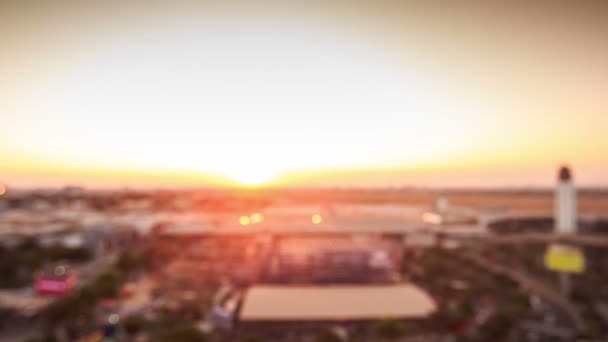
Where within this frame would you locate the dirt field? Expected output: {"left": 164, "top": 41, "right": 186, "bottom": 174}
{"left": 225, "top": 188, "right": 608, "bottom": 215}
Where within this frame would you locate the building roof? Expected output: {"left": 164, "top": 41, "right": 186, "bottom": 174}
{"left": 278, "top": 237, "right": 398, "bottom": 255}
{"left": 160, "top": 218, "right": 431, "bottom": 237}
{"left": 239, "top": 284, "right": 436, "bottom": 321}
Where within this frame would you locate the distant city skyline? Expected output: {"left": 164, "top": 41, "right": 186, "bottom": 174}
{"left": 1, "top": 2, "right": 607, "bottom": 188}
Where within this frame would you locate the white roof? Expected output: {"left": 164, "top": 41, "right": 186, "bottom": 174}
{"left": 239, "top": 284, "right": 436, "bottom": 321}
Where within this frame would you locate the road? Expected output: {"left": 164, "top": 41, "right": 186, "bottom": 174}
{"left": 453, "top": 231, "right": 608, "bottom": 337}
{"left": 474, "top": 232, "right": 608, "bottom": 248}
{"left": 461, "top": 251, "right": 585, "bottom": 333}
{"left": 75, "top": 252, "right": 118, "bottom": 285}
{"left": 0, "top": 253, "right": 118, "bottom": 341}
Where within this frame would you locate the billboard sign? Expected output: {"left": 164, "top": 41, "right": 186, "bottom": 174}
{"left": 544, "top": 243, "right": 585, "bottom": 274}
{"left": 35, "top": 273, "right": 76, "bottom": 296}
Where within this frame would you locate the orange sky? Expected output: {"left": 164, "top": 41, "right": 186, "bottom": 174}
{"left": 1, "top": 2, "right": 607, "bottom": 188}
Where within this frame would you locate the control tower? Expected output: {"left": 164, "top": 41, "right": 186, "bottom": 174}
{"left": 555, "top": 166, "right": 577, "bottom": 234}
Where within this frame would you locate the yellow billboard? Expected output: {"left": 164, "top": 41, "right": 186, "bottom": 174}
{"left": 544, "top": 244, "right": 585, "bottom": 273}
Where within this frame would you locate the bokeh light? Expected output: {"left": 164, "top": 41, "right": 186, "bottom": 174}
{"left": 240, "top": 216, "right": 251, "bottom": 226}
{"left": 108, "top": 313, "right": 120, "bottom": 325}
{"left": 251, "top": 213, "right": 264, "bottom": 224}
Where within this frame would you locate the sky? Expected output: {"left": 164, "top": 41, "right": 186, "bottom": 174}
{"left": 1, "top": 1, "right": 607, "bottom": 188}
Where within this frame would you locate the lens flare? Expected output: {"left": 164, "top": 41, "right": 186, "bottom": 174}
{"left": 240, "top": 216, "right": 251, "bottom": 226}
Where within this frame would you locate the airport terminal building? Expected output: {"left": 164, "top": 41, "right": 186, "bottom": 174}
{"left": 236, "top": 284, "right": 437, "bottom": 339}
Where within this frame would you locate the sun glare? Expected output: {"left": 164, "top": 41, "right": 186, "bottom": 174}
{"left": 226, "top": 169, "right": 276, "bottom": 187}
{"left": 239, "top": 216, "right": 251, "bottom": 226}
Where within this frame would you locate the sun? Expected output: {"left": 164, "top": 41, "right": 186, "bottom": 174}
{"left": 215, "top": 154, "right": 285, "bottom": 187}
{"left": 225, "top": 168, "right": 277, "bottom": 187}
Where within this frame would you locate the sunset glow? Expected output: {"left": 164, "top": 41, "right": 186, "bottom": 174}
{"left": 224, "top": 167, "right": 279, "bottom": 187}
{"left": 1, "top": 2, "right": 607, "bottom": 188}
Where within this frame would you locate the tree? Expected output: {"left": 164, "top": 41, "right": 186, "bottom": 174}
{"left": 477, "top": 312, "right": 514, "bottom": 340}
{"left": 46, "top": 245, "right": 90, "bottom": 262}
{"left": 123, "top": 313, "right": 146, "bottom": 336}
{"left": 179, "top": 301, "right": 205, "bottom": 321}
{"left": 241, "top": 336, "right": 268, "bottom": 342}
{"left": 581, "top": 304, "right": 603, "bottom": 338}
{"left": 373, "top": 319, "right": 409, "bottom": 340}
{"left": 446, "top": 298, "right": 474, "bottom": 326}
{"left": 314, "top": 328, "right": 343, "bottom": 342}
{"left": 17, "top": 237, "right": 39, "bottom": 252}
{"left": 117, "top": 251, "right": 142, "bottom": 273}
{"left": 151, "top": 325, "right": 208, "bottom": 342}
{"left": 23, "top": 335, "right": 58, "bottom": 342}
{"left": 90, "top": 269, "right": 120, "bottom": 298}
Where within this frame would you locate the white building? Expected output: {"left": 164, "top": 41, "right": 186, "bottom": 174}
{"left": 555, "top": 166, "right": 577, "bottom": 234}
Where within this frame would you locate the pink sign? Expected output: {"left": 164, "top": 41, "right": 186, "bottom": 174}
{"left": 35, "top": 273, "right": 76, "bottom": 296}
